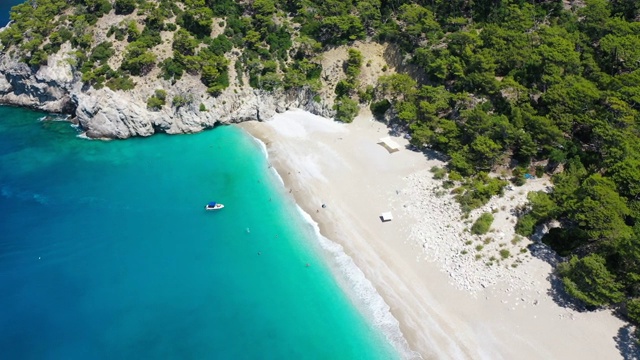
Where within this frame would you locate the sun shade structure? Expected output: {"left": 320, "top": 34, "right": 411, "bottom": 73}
{"left": 378, "top": 137, "right": 401, "bottom": 153}
{"left": 380, "top": 212, "right": 393, "bottom": 222}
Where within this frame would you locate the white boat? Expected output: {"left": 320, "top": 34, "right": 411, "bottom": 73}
{"left": 205, "top": 202, "right": 224, "bottom": 210}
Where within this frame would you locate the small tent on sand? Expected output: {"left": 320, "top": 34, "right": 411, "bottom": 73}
{"left": 378, "top": 137, "right": 401, "bottom": 153}
{"left": 380, "top": 212, "right": 393, "bottom": 222}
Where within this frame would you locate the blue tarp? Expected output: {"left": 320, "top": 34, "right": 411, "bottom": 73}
{"left": 208, "top": 202, "right": 217, "bottom": 206}
{"left": 524, "top": 174, "right": 534, "bottom": 179}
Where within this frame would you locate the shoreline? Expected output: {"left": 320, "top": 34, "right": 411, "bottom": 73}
{"left": 239, "top": 109, "right": 628, "bottom": 359}
{"left": 249, "top": 133, "right": 415, "bottom": 358}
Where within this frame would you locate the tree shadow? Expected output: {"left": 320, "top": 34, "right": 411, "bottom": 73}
{"left": 528, "top": 240, "right": 587, "bottom": 312}
{"left": 544, "top": 269, "right": 587, "bottom": 312}
{"left": 615, "top": 325, "right": 640, "bottom": 360}
{"left": 416, "top": 147, "right": 448, "bottom": 162}
{"left": 528, "top": 240, "right": 561, "bottom": 267}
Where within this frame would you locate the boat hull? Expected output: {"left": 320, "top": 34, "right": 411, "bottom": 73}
{"left": 205, "top": 204, "right": 224, "bottom": 210}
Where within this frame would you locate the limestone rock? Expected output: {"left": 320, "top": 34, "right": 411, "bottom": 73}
{"left": 0, "top": 43, "right": 336, "bottom": 139}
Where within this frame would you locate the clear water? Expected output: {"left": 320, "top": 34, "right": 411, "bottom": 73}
{"left": 0, "top": 106, "right": 398, "bottom": 359}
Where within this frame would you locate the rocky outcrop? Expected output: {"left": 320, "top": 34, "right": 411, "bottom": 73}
{"left": 0, "top": 44, "right": 78, "bottom": 114}
{"left": 0, "top": 44, "right": 334, "bottom": 139}
{"left": 69, "top": 84, "right": 332, "bottom": 139}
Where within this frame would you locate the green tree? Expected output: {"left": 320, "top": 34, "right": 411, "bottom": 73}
{"left": 334, "top": 97, "right": 359, "bottom": 123}
{"left": 600, "top": 34, "right": 640, "bottom": 74}
{"left": 182, "top": 4, "right": 213, "bottom": 37}
{"left": 120, "top": 43, "right": 156, "bottom": 76}
{"left": 318, "top": 15, "right": 365, "bottom": 44}
{"left": 626, "top": 298, "right": 640, "bottom": 324}
{"left": 470, "top": 135, "right": 502, "bottom": 169}
{"left": 377, "top": 74, "right": 417, "bottom": 101}
{"left": 172, "top": 29, "right": 198, "bottom": 56}
{"left": 608, "top": 157, "right": 640, "bottom": 199}
{"left": 558, "top": 254, "right": 624, "bottom": 307}
{"left": 569, "top": 174, "right": 632, "bottom": 242}
{"left": 90, "top": 41, "right": 114, "bottom": 63}
{"left": 114, "top": 0, "right": 136, "bottom": 15}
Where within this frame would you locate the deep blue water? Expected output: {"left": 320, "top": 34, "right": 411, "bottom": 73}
{"left": 0, "top": 106, "right": 398, "bottom": 359}
{"left": 0, "top": 0, "right": 23, "bottom": 27}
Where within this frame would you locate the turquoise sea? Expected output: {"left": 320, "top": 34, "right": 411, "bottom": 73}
{"left": 0, "top": 106, "right": 399, "bottom": 359}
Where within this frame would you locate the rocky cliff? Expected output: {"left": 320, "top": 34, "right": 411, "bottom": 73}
{"left": 0, "top": 43, "right": 334, "bottom": 139}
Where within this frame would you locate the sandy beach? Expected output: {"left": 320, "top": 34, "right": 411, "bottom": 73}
{"left": 239, "top": 109, "right": 631, "bottom": 359}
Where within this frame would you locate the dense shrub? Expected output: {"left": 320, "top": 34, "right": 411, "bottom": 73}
{"left": 430, "top": 166, "right": 447, "bottom": 180}
{"left": 120, "top": 43, "right": 156, "bottom": 76}
{"left": 558, "top": 255, "right": 624, "bottom": 307}
{"left": 172, "top": 94, "right": 193, "bottom": 109}
{"left": 114, "top": 0, "right": 136, "bottom": 15}
{"left": 515, "top": 214, "right": 536, "bottom": 237}
{"left": 106, "top": 76, "right": 135, "bottom": 91}
{"left": 147, "top": 89, "right": 167, "bottom": 110}
{"left": 345, "top": 49, "right": 363, "bottom": 78}
{"left": 471, "top": 213, "right": 494, "bottom": 235}
{"left": 333, "top": 97, "right": 359, "bottom": 123}
{"left": 90, "top": 42, "right": 115, "bottom": 63}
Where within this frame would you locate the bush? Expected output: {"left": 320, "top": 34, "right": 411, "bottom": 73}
{"left": 345, "top": 48, "right": 363, "bottom": 78}
{"left": 106, "top": 76, "right": 135, "bottom": 91}
{"left": 120, "top": 43, "right": 157, "bottom": 76}
{"left": 146, "top": 89, "right": 167, "bottom": 110}
{"left": 172, "top": 94, "right": 193, "bottom": 109}
{"left": 147, "top": 96, "right": 165, "bottom": 111}
{"left": 499, "top": 249, "right": 511, "bottom": 259}
{"left": 333, "top": 96, "right": 359, "bottom": 123}
{"left": 199, "top": 103, "right": 207, "bottom": 112}
{"left": 154, "top": 89, "right": 167, "bottom": 101}
{"left": 114, "top": 0, "right": 136, "bottom": 15}
{"left": 335, "top": 79, "right": 354, "bottom": 97}
{"left": 160, "top": 58, "right": 185, "bottom": 81}
{"left": 471, "top": 213, "right": 494, "bottom": 235}
{"left": 455, "top": 174, "right": 507, "bottom": 211}
{"left": 515, "top": 214, "right": 537, "bottom": 237}
{"left": 448, "top": 171, "right": 463, "bottom": 181}
{"left": 430, "top": 166, "right": 447, "bottom": 180}
{"left": 358, "top": 85, "right": 374, "bottom": 103}
{"left": 513, "top": 175, "right": 526, "bottom": 186}
{"left": 90, "top": 41, "right": 115, "bottom": 63}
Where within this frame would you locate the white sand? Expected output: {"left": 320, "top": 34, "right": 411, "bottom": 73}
{"left": 239, "top": 109, "right": 629, "bottom": 360}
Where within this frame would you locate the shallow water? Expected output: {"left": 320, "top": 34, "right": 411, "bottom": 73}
{"left": 0, "top": 106, "right": 398, "bottom": 359}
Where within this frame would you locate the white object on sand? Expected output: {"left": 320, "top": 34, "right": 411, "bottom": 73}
{"left": 380, "top": 212, "right": 393, "bottom": 222}
{"left": 378, "top": 137, "right": 401, "bottom": 153}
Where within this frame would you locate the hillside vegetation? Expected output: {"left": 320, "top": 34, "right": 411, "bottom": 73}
{"left": 2, "top": 0, "right": 640, "bottom": 338}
